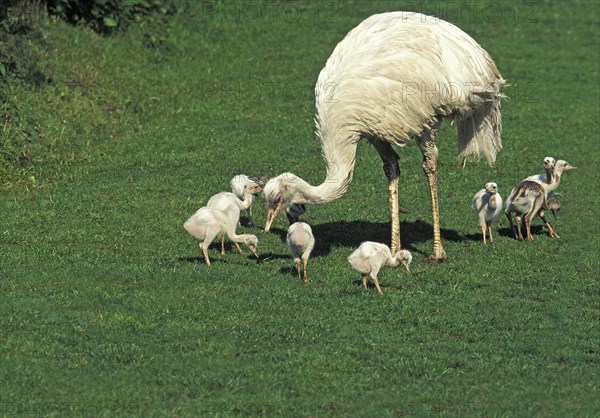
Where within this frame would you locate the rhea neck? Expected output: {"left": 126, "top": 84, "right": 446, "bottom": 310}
{"left": 385, "top": 253, "right": 402, "bottom": 268}
{"left": 290, "top": 125, "right": 360, "bottom": 205}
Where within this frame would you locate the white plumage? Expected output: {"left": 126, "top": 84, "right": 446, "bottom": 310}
{"left": 472, "top": 182, "right": 502, "bottom": 244}
{"left": 263, "top": 11, "right": 505, "bottom": 262}
{"left": 230, "top": 174, "right": 262, "bottom": 227}
{"left": 183, "top": 207, "right": 259, "bottom": 266}
{"left": 207, "top": 184, "right": 262, "bottom": 254}
{"left": 347, "top": 242, "right": 412, "bottom": 295}
{"left": 286, "top": 222, "right": 315, "bottom": 284}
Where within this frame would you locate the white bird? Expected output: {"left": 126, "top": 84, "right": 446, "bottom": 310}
{"left": 472, "top": 182, "right": 503, "bottom": 244}
{"left": 347, "top": 242, "right": 412, "bottom": 295}
{"left": 207, "top": 184, "right": 262, "bottom": 255}
{"left": 505, "top": 181, "right": 549, "bottom": 241}
{"left": 230, "top": 174, "right": 261, "bottom": 227}
{"left": 262, "top": 11, "right": 506, "bottom": 262}
{"left": 183, "top": 207, "right": 259, "bottom": 266}
{"left": 286, "top": 222, "right": 315, "bottom": 284}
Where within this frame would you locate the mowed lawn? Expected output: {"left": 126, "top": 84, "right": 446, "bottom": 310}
{"left": 1, "top": 1, "right": 599, "bottom": 416}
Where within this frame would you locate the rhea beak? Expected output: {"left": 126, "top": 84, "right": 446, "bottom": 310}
{"left": 402, "top": 260, "right": 411, "bottom": 273}
{"left": 565, "top": 165, "right": 577, "bottom": 171}
{"left": 264, "top": 202, "right": 283, "bottom": 233}
{"left": 551, "top": 209, "right": 558, "bottom": 220}
{"left": 250, "top": 246, "right": 259, "bottom": 259}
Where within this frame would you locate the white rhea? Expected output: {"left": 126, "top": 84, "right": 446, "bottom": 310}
{"left": 286, "top": 222, "right": 315, "bottom": 284}
{"left": 183, "top": 207, "right": 259, "bottom": 266}
{"left": 472, "top": 182, "right": 503, "bottom": 244}
{"left": 207, "top": 183, "right": 262, "bottom": 255}
{"left": 230, "top": 174, "right": 262, "bottom": 227}
{"left": 347, "top": 242, "right": 412, "bottom": 295}
{"left": 505, "top": 181, "right": 547, "bottom": 241}
{"left": 262, "top": 11, "right": 506, "bottom": 263}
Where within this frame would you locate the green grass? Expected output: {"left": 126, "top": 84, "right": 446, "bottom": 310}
{"left": 1, "top": 1, "right": 599, "bottom": 416}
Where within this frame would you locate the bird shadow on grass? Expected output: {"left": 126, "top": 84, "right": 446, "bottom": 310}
{"left": 497, "top": 224, "right": 545, "bottom": 239}
{"left": 289, "top": 219, "right": 472, "bottom": 257}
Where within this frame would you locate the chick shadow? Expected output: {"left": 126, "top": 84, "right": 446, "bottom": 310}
{"left": 177, "top": 243, "right": 260, "bottom": 265}
{"left": 497, "top": 224, "right": 545, "bottom": 239}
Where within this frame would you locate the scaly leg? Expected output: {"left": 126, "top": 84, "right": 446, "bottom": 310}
{"left": 372, "top": 140, "right": 401, "bottom": 254}
{"left": 418, "top": 126, "right": 447, "bottom": 262}
{"left": 220, "top": 235, "right": 226, "bottom": 256}
{"left": 388, "top": 178, "right": 401, "bottom": 254}
{"left": 361, "top": 274, "right": 368, "bottom": 289}
{"left": 302, "top": 257, "right": 309, "bottom": 284}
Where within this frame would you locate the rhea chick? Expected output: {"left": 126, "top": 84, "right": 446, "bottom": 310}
{"left": 286, "top": 222, "right": 315, "bottom": 284}
{"left": 472, "top": 182, "right": 503, "bottom": 244}
{"left": 546, "top": 195, "right": 561, "bottom": 220}
{"left": 207, "top": 183, "right": 262, "bottom": 254}
{"left": 229, "top": 175, "right": 263, "bottom": 227}
{"left": 505, "top": 181, "right": 549, "bottom": 241}
{"left": 183, "top": 207, "right": 259, "bottom": 266}
{"left": 347, "top": 242, "right": 412, "bottom": 295}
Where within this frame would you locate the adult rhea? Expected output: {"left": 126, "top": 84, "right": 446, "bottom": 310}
{"left": 262, "top": 11, "right": 506, "bottom": 262}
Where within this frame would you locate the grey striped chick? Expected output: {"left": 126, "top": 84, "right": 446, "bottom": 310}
{"left": 505, "top": 181, "right": 555, "bottom": 241}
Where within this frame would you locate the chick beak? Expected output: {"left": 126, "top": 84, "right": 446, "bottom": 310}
{"left": 264, "top": 202, "right": 283, "bottom": 233}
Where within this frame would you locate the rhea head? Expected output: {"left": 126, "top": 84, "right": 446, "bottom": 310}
{"left": 484, "top": 182, "right": 498, "bottom": 194}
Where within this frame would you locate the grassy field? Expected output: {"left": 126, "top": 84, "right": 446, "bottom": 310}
{"left": 1, "top": 1, "right": 599, "bottom": 416}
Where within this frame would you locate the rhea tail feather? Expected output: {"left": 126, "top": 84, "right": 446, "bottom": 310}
{"left": 456, "top": 78, "right": 506, "bottom": 165}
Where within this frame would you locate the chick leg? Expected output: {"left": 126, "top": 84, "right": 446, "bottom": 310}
{"left": 247, "top": 207, "right": 255, "bottom": 227}
{"left": 540, "top": 213, "right": 559, "bottom": 238}
{"left": 220, "top": 235, "right": 226, "bottom": 256}
{"left": 294, "top": 260, "right": 302, "bottom": 282}
{"left": 487, "top": 221, "right": 494, "bottom": 244}
{"left": 481, "top": 223, "right": 487, "bottom": 245}
{"left": 302, "top": 257, "right": 309, "bottom": 284}
{"left": 525, "top": 215, "right": 533, "bottom": 241}
{"left": 372, "top": 275, "right": 383, "bottom": 295}
{"left": 200, "top": 244, "right": 211, "bottom": 267}
{"left": 506, "top": 212, "right": 517, "bottom": 240}
{"left": 515, "top": 216, "right": 524, "bottom": 241}
{"left": 361, "top": 274, "right": 368, "bottom": 290}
